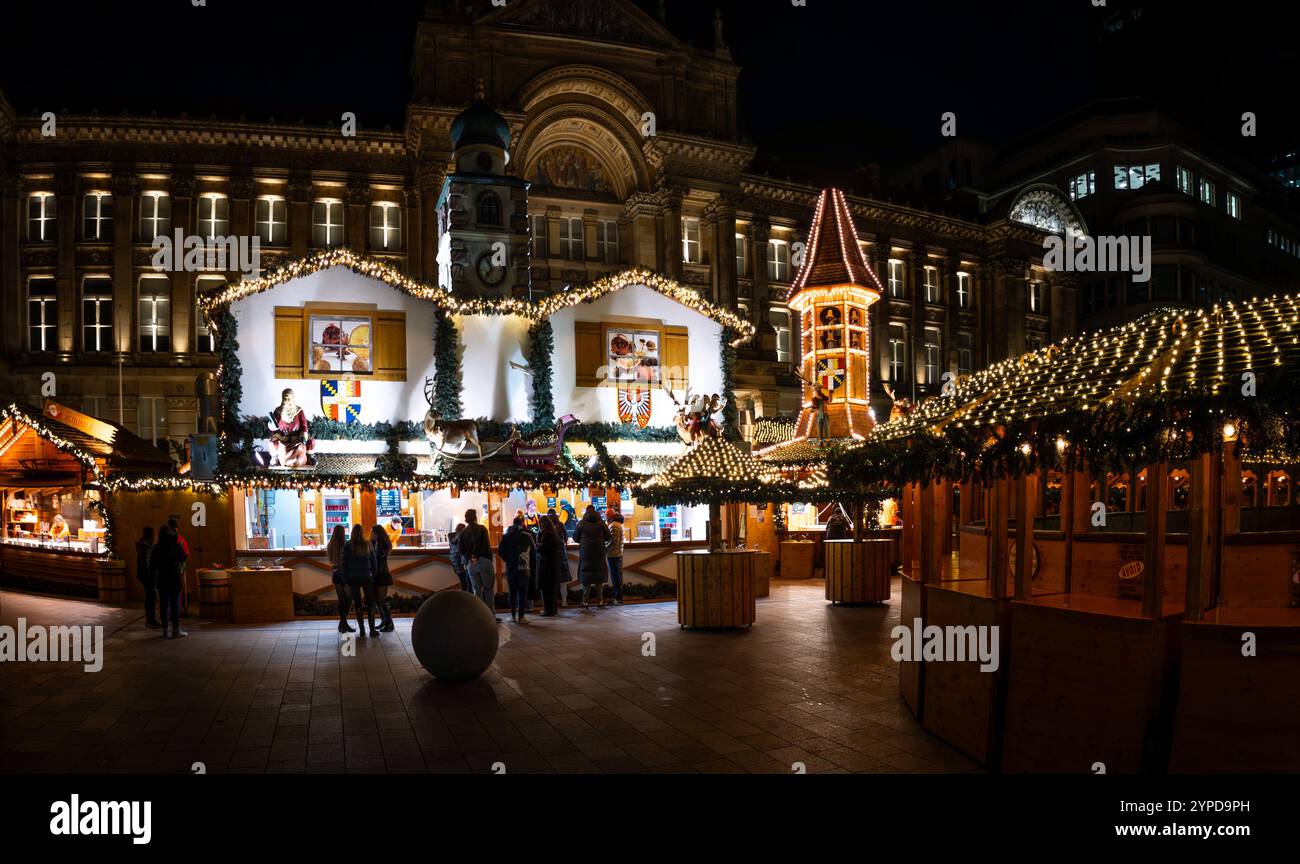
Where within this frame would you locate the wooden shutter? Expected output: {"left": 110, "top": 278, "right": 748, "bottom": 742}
{"left": 663, "top": 325, "right": 690, "bottom": 391}
{"left": 274, "top": 307, "right": 304, "bottom": 377}
{"left": 574, "top": 321, "right": 604, "bottom": 387}
{"left": 374, "top": 310, "right": 407, "bottom": 381}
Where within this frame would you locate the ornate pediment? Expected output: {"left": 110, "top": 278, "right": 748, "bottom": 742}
{"left": 485, "top": 0, "right": 681, "bottom": 50}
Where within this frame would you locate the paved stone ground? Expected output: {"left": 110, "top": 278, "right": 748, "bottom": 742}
{"left": 0, "top": 580, "right": 976, "bottom": 774}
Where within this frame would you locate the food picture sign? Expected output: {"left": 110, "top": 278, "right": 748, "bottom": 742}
{"left": 310, "top": 314, "right": 372, "bottom": 375}
{"left": 607, "top": 328, "right": 660, "bottom": 384}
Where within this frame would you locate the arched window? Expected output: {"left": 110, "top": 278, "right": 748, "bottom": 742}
{"left": 477, "top": 192, "right": 502, "bottom": 227}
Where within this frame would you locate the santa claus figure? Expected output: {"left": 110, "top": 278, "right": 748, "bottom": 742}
{"left": 266, "top": 388, "right": 315, "bottom": 468}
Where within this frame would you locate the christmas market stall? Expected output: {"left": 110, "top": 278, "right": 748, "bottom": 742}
{"left": 0, "top": 401, "right": 174, "bottom": 600}
{"left": 832, "top": 295, "right": 1300, "bottom": 772}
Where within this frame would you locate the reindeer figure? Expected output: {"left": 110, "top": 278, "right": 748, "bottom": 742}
{"left": 662, "top": 383, "right": 722, "bottom": 443}
{"left": 423, "top": 378, "right": 484, "bottom": 462}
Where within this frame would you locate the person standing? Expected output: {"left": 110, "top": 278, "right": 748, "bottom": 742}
{"left": 825, "top": 512, "right": 852, "bottom": 541}
{"left": 497, "top": 515, "right": 536, "bottom": 623}
{"left": 605, "top": 509, "right": 625, "bottom": 606}
{"left": 151, "top": 525, "right": 188, "bottom": 638}
{"left": 547, "top": 509, "right": 569, "bottom": 607}
{"left": 448, "top": 522, "right": 473, "bottom": 592}
{"left": 573, "top": 505, "right": 611, "bottom": 609}
{"left": 370, "top": 524, "right": 395, "bottom": 632}
{"left": 168, "top": 517, "right": 192, "bottom": 616}
{"left": 341, "top": 524, "right": 378, "bottom": 637}
{"left": 461, "top": 509, "right": 499, "bottom": 622}
{"left": 327, "top": 524, "right": 353, "bottom": 633}
{"left": 537, "top": 513, "right": 562, "bottom": 617}
{"left": 135, "top": 526, "right": 159, "bottom": 629}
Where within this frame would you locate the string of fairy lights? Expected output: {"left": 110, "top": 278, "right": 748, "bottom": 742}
{"left": 196, "top": 248, "right": 756, "bottom": 344}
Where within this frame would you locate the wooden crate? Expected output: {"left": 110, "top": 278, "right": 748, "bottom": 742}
{"left": 676, "top": 550, "right": 755, "bottom": 629}
{"left": 825, "top": 539, "right": 892, "bottom": 604}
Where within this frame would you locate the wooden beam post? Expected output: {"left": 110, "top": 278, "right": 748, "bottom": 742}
{"left": 919, "top": 480, "right": 936, "bottom": 585}
{"left": 988, "top": 476, "right": 1010, "bottom": 599}
{"left": 1185, "top": 452, "right": 1213, "bottom": 622}
{"left": 1014, "top": 471, "right": 1032, "bottom": 600}
{"left": 1141, "top": 461, "right": 1169, "bottom": 618}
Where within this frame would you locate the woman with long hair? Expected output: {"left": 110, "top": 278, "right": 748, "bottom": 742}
{"left": 369, "top": 524, "right": 395, "bottom": 632}
{"left": 341, "top": 524, "right": 377, "bottom": 636}
{"left": 327, "top": 524, "right": 352, "bottom": 633}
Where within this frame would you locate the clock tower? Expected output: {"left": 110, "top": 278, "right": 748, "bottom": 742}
{"left": 436, "top": 94, "right": 531, "bottom": 301}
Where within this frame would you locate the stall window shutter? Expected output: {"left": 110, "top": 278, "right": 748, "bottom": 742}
{"left": 574, "top": 321, "right": 603, "bottom": 388}
{"left": 374, "top": 311, "right": 407, "bottom": 381}
{"left": 663, "top": 326, "right": 690, "bottom": 391}
{"left": 274, "top": 308, "right": 304, "bottom": 377}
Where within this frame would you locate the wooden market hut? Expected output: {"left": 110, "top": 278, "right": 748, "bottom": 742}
{"left": 833, "top": 296, "right": 1300, "bottom": 772}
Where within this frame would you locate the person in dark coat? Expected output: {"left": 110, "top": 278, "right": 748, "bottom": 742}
{"left": 135, "top": 526, "right": 159, "bottom": 629}
{"left": 341, "top": 524, "right": 378, "bottom": 637}
{"left": 150, "top": 525, "right": 188, "bottom": 639}
{"left": 448, "top": 522, "right": 473, "bottom": 592}
{"left": 536, "top": 513, "right": 563, "bottom": 617}
{"left": 572, "top": 506, "right": 611, "bottom": 609}
{"left": 825, "top": 512, "right": 852, "bottom": 541}
{"left": 547, "top": 509, "right": 571, "bottom": 607}
{"left": 370, "top": 524, "right": 395, "bottom": 632}
{"left": 327, "top": 524, "right": 352, "bottom": 632}
{"left": 498, "top": 515, "right": 536, "bottom": 623}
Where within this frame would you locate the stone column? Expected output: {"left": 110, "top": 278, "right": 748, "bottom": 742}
{"left": 750, "top": 218, "right": 776, "bottom": 358}
{"left": 55, "top": 173, "right": 77, "bottom": 361}
{"left": 709, "top": 198, "right": 738, "bottom": 310}
{"left": 870, "top": 236, "right": 892, "bottom": 403}
{"left": 288, "top": 174, "right": 312, "bottom": 258}
{"left": 582, "top": 208, "right": 599, "bottom": 265}
{"left": 942, "top": 254, "right": 959, "bottom": 378}
{"left": 404, "top": 185, "right": 421, "bottom": 277}
{"left": 347, "top": 178, "right": 369, "bottom": 253}
{"left": 170, "top": 172, "right": 195, "bottom": 361}
{"left": 417, "top": 166, "right": 443, "bottom": 284}
{"left": 661, "top": 192, "right": 683, "bottom": 281}
{"left": 1, "top": 168, "right": 19, "bottom": 357}
{"left": 909, "top": 246, "right": 927, "bottom": 394}
{"left": 111, "top": 172, "right": 137, "bottom": 362}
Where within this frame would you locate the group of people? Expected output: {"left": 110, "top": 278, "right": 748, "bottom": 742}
{"left": 449, "top": 504, "right": 626, "bottom": 623}
{"left": 134, "top": 518, "right": 192, "bottom": 638}
{"left": 327, "top": 523, "right": 396, "bottom": 636}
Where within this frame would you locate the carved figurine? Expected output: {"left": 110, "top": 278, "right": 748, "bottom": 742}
{"left": 263, "top": 388, "right": 316, "bottom": 468}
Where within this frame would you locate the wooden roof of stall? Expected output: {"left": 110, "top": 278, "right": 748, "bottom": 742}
{"left": 0, "top": 402, "right": 173, "bottom": 486}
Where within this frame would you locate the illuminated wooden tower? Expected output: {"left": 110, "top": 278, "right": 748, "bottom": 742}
{"left": 787, "top": 188, "right": 883, "bottom": 441}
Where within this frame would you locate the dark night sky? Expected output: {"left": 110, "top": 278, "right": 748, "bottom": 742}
{"left": 1, "top": 0, "right": 1295, "bottom": 186}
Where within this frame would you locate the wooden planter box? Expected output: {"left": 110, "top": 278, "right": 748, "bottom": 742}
{"left": 228, "top": 568, "right": 293, "bottom": 624}
{"left": 676, "top": 550, "right": 756, "bottom": 629}
{"left": 825, "top": 539, "right": 892, "bottom": 604}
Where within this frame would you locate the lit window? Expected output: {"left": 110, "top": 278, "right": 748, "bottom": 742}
{"left": 139, "top": 191, "right": 171, "bottom": 241}
{"left": 531, "top": 215, "right": 548, "bottom": 259}
{"left": 1199, "top": 178, "right": 1216, "bottom": 206}
{"left": 1068, "top": 171, "right": 1095, "bottom": 200}
{"left": 559, "top": 217, "right": 584, "bottom": 261}
{"left": 1114, "top": 164, "right": 1161, "bottom": 190}
{"left": 923, "top": 265, "right": 940, "bottom": 304}
{"left": 956, "top": 271, "right": 972, "bottom": 308}
{"left": 27, "top": 192, "right": 57, "bottom": 242}
{"left": 197, "top": 193, "right": 229, "bottom": 238}
{"left": 255, "top": 196, "right": 287, "bottom": 245}
{"left": 369, "top": 201, "right": 401, "bottom": 250}
{"left": 767, "top": 239, "right": 790, "bottom": 282}
{"left": 27, "top": 277, "right": 58, "bottom": 352}
{"left": 770, "top": 309, "right": 791, "bottom": 364}
{"left": 924, "top": 328, "right": 942, "bottom": 384}
{"left": 682, "top": 217, "right": 701, "bottom": 264}
{"left": 887, "top": 259, "right": 905, "bottom": 298}
{"left": 957, "top": 331, "right": 973, "bottom": 376}
{"left": 1029, "top": 280, "right": 1045, "bottom": 313}
{"left": 596, "top": 220, "right": 618, "bottom": 264}
{"left": 312, "top": 199, "right": 344, "bottom": 247}
{"left": 81, "top": 277, "right": 114, "bottom": 352}
{"left": 1226, "top": 193, "right": 1241, "bottom": 220}
{"left": 83, "top": 192, "right": 113, "bottom": 241}
{"left": 195, "top": 276, "right": 225, "bottom": 354}
{"left": 735, "top": 233, "right": 749, "bottom": 277}
{"left": 138, "top": 275, "right": 171, "bottom": 353}
{"left": 1177, "top": 166, "right": 1193, "bottom": 195}
{"left": 888, "top": 324, "right": 907, "bottom": 382}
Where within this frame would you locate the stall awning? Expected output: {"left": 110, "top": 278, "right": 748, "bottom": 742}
{"left": 0, "top": 402, "right": 173, "bottom": 485}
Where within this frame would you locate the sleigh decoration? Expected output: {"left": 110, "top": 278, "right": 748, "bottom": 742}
{"left": 512, "top": 414, "right": 580, "bottom": 469}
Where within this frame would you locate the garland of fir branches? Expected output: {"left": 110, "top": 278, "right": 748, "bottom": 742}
{"left": 214, "top": 309, "right": 249, "bottom": 470}
{"left": 527, "top": 319, "right": 555, "bottom": 426}
{"left": 720, "top": 326, "right": 739, "bottom": 440}
{"left": 433, "top": 309, "right": 463, "bottom": 419}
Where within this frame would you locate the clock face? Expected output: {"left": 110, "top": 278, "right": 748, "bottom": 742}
{"left": 477, "top": 252, "right": 507, "bottom": 287}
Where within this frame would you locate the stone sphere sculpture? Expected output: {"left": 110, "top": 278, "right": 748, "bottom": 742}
{"left": 411, "top": 590, "right": 499, "bottom": 682}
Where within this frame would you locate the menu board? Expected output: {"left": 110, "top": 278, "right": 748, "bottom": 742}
{"left": 606, "top": 327, "right": 660, "bottom": 384}
{"left": 656, "top": 505, "right": 680, "bottom": 540}
{"left": 309, "top": 314, "right": 372, "bottom": 374}
{"left": 377, "top": 489, "right": 402, "bottom": 517}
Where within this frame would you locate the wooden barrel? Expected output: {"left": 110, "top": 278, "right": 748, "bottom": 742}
{"left": 199, "top": 569, "right": 231, "bottom": 621}
{"left": 96, "top": 559, "right": 127, "bottom": 604}
{"left": 676, "top": 550, "right": 756, "bottom": 629}
{"left": 825, "top": 539, "right": 893, "bottom": 604}
{"left": 779, "top": 541, "right": 816, "bottom": 580}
